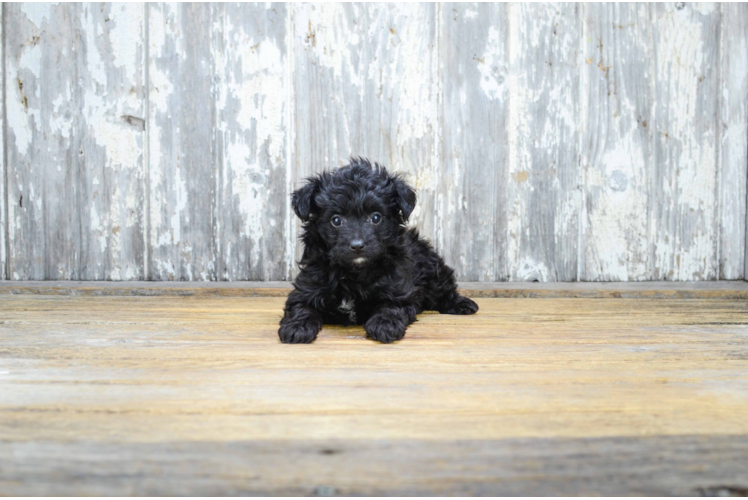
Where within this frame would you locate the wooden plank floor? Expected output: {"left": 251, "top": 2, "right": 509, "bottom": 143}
{"left": 1, "top": 287, "right": 748, "bottom": 495}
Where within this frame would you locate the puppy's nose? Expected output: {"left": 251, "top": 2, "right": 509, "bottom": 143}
{"left": 350, "top": 239, "right": 365, "bottom": 252}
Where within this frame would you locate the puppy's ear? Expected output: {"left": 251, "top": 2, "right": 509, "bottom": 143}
{"left": 394, "top": 176, "right": 417, "bottom": 222}
{"left": 291, "top": 177, "right": 320, "bottom": 222}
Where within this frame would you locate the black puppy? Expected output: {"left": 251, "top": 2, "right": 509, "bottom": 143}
{"left": 279, "top": 158, "right": 478, "bottom": 344}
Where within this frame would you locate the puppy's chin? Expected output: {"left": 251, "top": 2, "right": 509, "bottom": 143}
{"left": 329, "top": 248, "right": 383, "bottom": 269}
{"left": 334, "top": 255, "right": 371, "bottom": 268}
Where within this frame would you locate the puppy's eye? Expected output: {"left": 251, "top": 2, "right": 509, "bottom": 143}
{"left": 371, "top": 213, "right": 382, "bottom": 224}
{"left": 331, "top": 215, "right": 343, "bottom": 227}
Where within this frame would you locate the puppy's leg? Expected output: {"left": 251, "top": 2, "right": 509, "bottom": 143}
{"left": 437, "top": 290, "right": 479, "bottom": 315}
{"left": 364, "top": 305, "right": 417, "bottom": 344}
{"left": 278, "top": 291, "right": 323, "bottom": 344}
{"left": 429, "top": 261, "right": 479, "bottom": 315}
{"left": 411, "top": 233, "right": 479, "bottom": 315}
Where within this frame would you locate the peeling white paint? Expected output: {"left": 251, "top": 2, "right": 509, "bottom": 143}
{"left": 720, "top": 3, "right": 748, "bottom": 279}
{"left": 215, "top": 4, "right": 289, "bottom": 279}
{"left": 390, "top": 8, "right": 436, "bottom": 152}
{"left": 230, "top": 35, "right": 285, "bottom": 162}
{"left": 515, "top": 258, "right": 550, "bottom": 282}
{"left": 3, "top": 3, "right": 745, "bottom": 282}
{"left": 0, "top": 16, "right": 3, "bottom": 276}
{"left": 81, "top": 6, "right": 108, "bottom": 88}
{"left": 506, "top": 3, "right": 580, "bottom": 281}
{"left": 579, "top": 4, "right": 652, "bottom": 281}
{"left": 148, "top": 3, "right": 184, "bottom": 279}
{"left": 652, "top": 3, "right": 720, "bottom": 280}
{"left": 229, "top": 163, "right": 265, "bottom": 268}
{"left": 297, "top": 4, "right": 363, "bottom": 92}
{"left": 48, "top": 92, "right": 72, "bottom": 140}
{"left": 108, "top": 3, "right": 143, "bottom": 81}
{"left": 6, "top": 68, "right": 35, "bottom": 154}
{"left": 147, "top": 6, "right": 175, "bottom": 113}
{"left": 20, "top": 3, "right": 55, "bottom": 30}
{"left": 478, "top": 26, "right": 505, "bottom": 100}
{"left": 19, "top": 43, "right": 43, "bottom": 79}
{"left": 89, "top": 204, "right": 108, "bottom": 254}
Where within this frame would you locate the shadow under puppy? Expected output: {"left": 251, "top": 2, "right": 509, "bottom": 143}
{"left": 279, "top": 158, "right": 478, "bottom": 344}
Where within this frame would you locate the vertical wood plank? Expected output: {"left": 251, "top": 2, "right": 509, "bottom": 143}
{"left": 719, "top": 3, "right": 748, "bottom": 280}
{"left": 5, "top": 3, "right": 146, "bottom": 280}
{"left": 651, "top": 3, "right": 720, "bottom": 281}
{"left": 213, "top": 4, "right": 289, "bottom": 281}
{"left": 77, "top": 3, "right": 146, "bottom": 280}
{"left": 148, "top": 3, "right": 216, "bottom": 280}
{"left": 439, "top": 4, "right": 509, "bottom": 281}
{"left": 293, "top": 4, "right": 438, "bottom": 267}
{"left": 1, "top": 4, "right": 5, "bottom": 280}
{"left": 5, "top": 3, "right": 79, "bottom": 279}
{"left": 506, "top": 3, "right": 580, "bottom": 281}
{"left": 579, "top": 4, "right": 653, "bottom": 281}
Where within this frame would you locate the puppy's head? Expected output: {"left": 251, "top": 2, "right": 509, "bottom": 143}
{"left": 292, "top": 158, "right": 416, "bottom": 268}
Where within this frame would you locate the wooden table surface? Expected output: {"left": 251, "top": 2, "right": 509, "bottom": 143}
{"left": 1, "top": 285, "right": 747, "bottom": 495}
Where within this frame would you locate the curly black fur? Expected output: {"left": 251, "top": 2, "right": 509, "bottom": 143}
{"left": 279, "top": 158, "right": 478, "bottom": 344}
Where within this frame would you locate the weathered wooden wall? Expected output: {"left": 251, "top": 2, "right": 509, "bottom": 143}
{"left": 2, "top": 3, "right": 747, "bottom": 282}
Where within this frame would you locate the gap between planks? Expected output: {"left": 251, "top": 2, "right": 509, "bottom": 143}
{"left": 0, "top": 280, "right": 748, "bottom": 299}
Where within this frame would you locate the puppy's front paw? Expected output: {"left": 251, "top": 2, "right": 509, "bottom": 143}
{"left": 365, "top": 313, "right": 407, "bottom": 344}
{"left": 278, "top": 320, "right": 321, "bottom": 344}
{"left": 442, "top": 296, "right": 479, "bottom": 315}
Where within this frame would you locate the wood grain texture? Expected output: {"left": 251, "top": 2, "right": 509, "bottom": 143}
{"left": 651, "top": 3, "right": 721, "bottom": 281}
{"left": 2, "top": 436, "right": 748, "bottom": 496}
{"left": 148, "top": 3, "right": 292, "bottom": 281}
{"left": 720, "top": 3, "right": 748, "bottom": 280}
{"left": 5, "top": 4, "right": 81, "bottom": 279}
{"left": 78, "top": 3, "right": 146, "bottom": 280}
{"left": 4, "top": 3, "right": 146, "bottom": 280}
{"left": 507, "top": 3, "right": 581, "bottom": 282}
{"left": 148, "top": 3, "right": 215, "bottom": 280}
{"left": 580, "top": 4, "right": 652, "bottom": 281}
{"left": 439, "top": 4, "right": 509, "bottom": 281}
{"left": 1, "top": 3, "right": 747, "bottom": 283}
{"left": 1, "top": 294, "right": 747, "bottom": 494}
{"left": 1, "top": 4, "right": 5, "bottom": 280}
{"left": 2, "top": 295, "right": 746, "bottom": 441}
{"left": 293, "top": 3, "right": 439, "bottom": 258}
{"left": 212, "top": 4, "right": 290, "bottom": 281}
